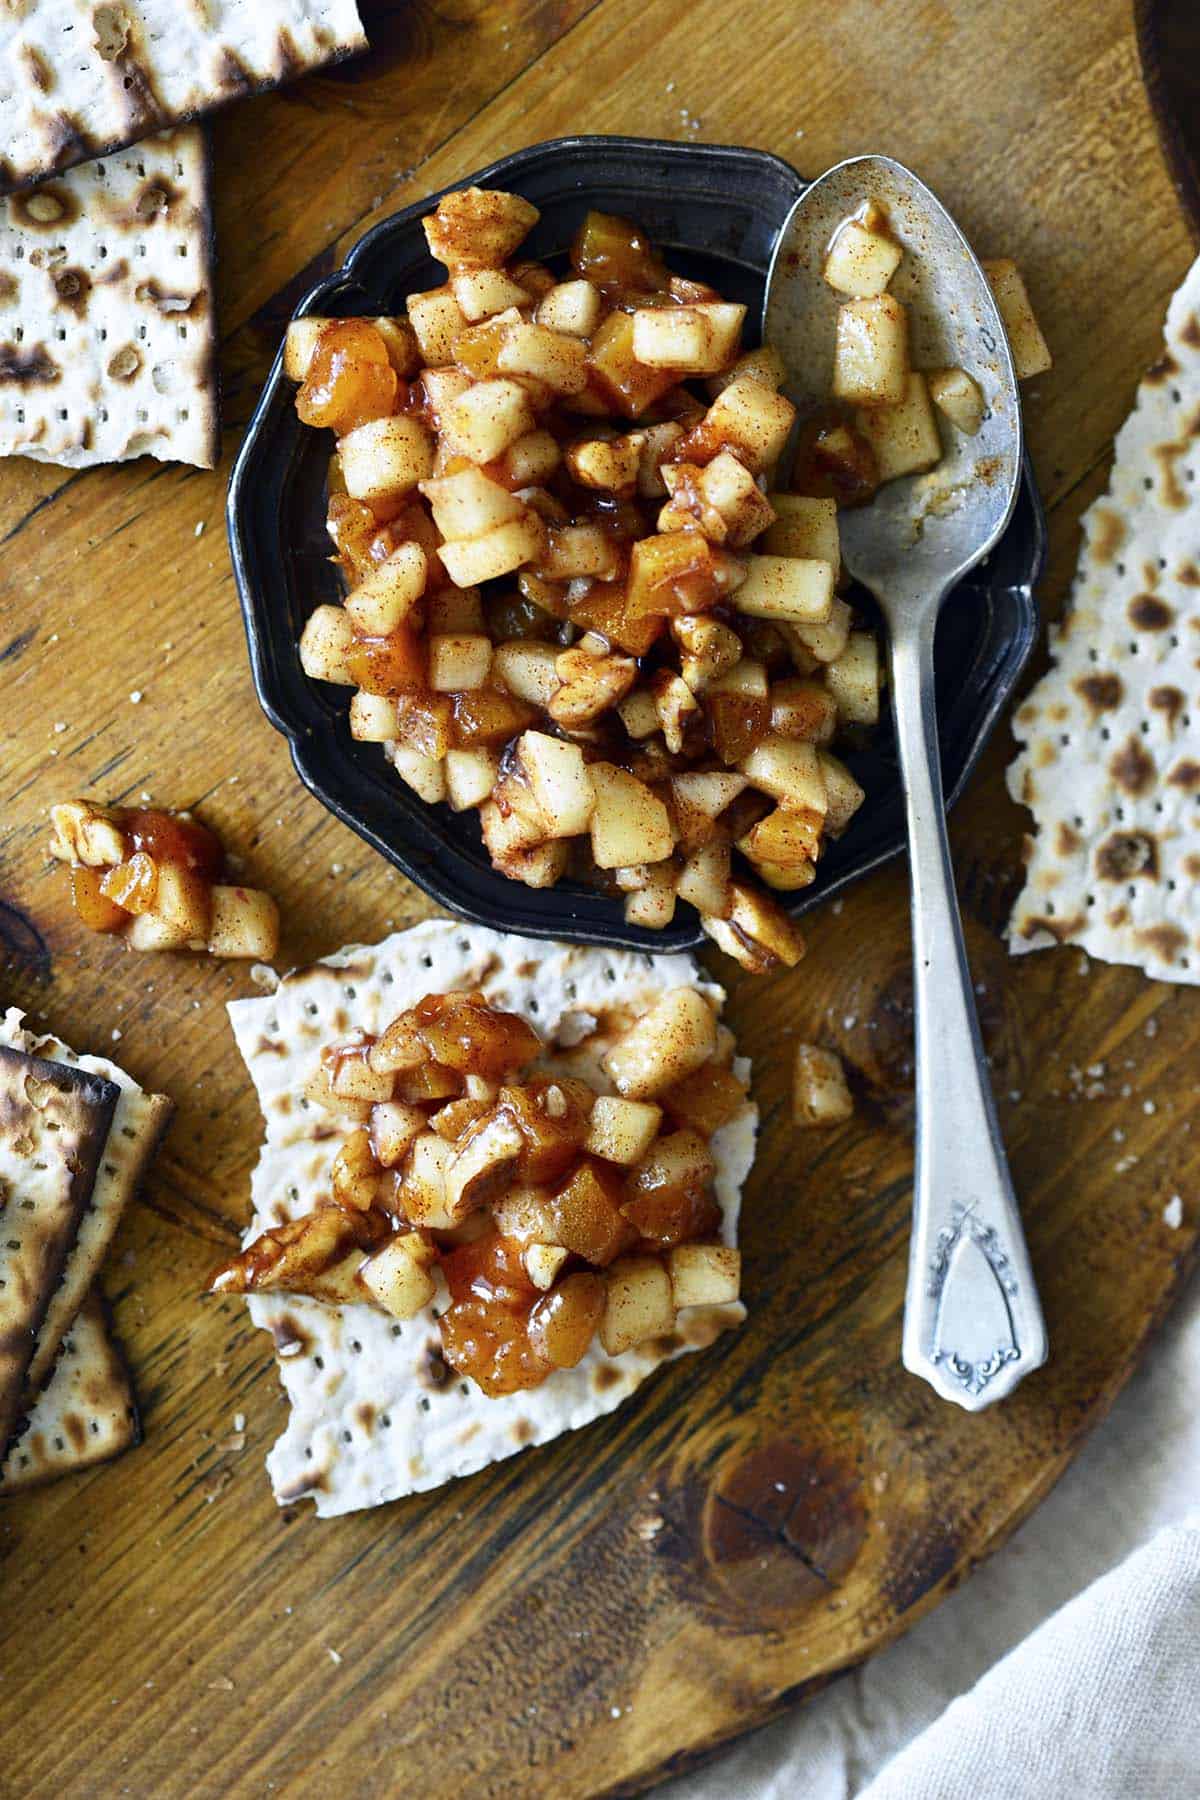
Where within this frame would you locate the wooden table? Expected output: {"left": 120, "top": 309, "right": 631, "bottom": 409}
{"left": 1, "top": 2, "right": 1197, "bottom": 1795}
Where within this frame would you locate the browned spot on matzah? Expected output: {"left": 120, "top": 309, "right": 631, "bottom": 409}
{"left": 355, "top": 1403, "right": 375, "bottom": 1434}
{"left": 417, "top": 1341, "right": 451, "bottom": 1390}
{"left": 1138, "top": 924, "right": 1187, "bottom": 961}
{"left": 512, "top": 1417, "right": 533, "bottom": 1445}
{"left": 1021, "top": 913, "right": 1086, "bottom": 943}
{"left": 1129, "top": 594, "right": 1174, "bottom": 631}
{"left": 52, "top": 268, "right": 91, "bottom": 315}
{"left": 1177, "top": 562, "right": 1200, "bottom": 587}
{"left": 1181, "top": 315, "right": 1200, "bottom": 351}
{"left": 592, "top": 1363, "right": 622, "bottom": 1391}
{"left": 0, "top": 343, "right": 60, "bottom": 385}
{"left": 1056, "top": 822, "right": 1082, "bottom": 856}
{"left": 1110, "top": 736, "right": 1156, "bottom": 795}
{"left": 1167, "top": 759, "right": 1200, "bottom": 790}
{"left": 1095, "top": 832, "right": 1158, "bottom": 881}
{"left": 1145, "top": 351, "right": 1180, "bottom": 384}
{"left": 1149, "top": 686, "right": 1185, "bottom": 724}
{"left": 1074, "top": 672, "right": 1123, "bottom": 713}
{"left": 12, "top": 185, "right": 79, "bottom": 229}
{"left": 1152, "top": 442, "right": 1189, "bottom": 509}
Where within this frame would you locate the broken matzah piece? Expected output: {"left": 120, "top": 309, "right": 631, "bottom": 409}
{"left": 1007, "top": 253, "right": 1200, "bottom": 984}
{"left": 0, "top": 1, "right": 367, "bottom": 194}
{"left": 0, "top": 1008, "right": 171, "bottom": 1395}
{"left": 0, "top": 126, "right": 218, "bottom": 468}
{"left": 0, "top": 1291, "right": 137, "bottom": 1493}
{"left": 0, "top": 1045, "right": 118, "bottom": 1454}
{"left": 227, "top": 920, "right": 756, "bottom": 1517}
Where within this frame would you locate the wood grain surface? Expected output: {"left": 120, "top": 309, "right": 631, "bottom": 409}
{"left": 1, "top": 1, "right": 1198, "bottom": 1795}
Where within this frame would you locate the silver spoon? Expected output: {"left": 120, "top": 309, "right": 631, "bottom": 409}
{"left": 763, "top": 154, "right": 1047, "bottom": 1410}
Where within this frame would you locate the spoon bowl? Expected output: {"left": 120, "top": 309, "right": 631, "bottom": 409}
{"left": 764, "top": 154, "right": 1047, "bottom": 1411}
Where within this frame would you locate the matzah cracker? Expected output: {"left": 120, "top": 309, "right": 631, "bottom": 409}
{"left": 0, "top": 1, "right": 367, "bottom": 194}
{"left": 229, "top": 920, "right": 756, "bottom": 1517}
{"left": 0, "top": 1290, "right": 137, "bottom": 1493}
{"left": 1, "top": 1008, "right": 171, "bottom": 1394}
{"left": 0, "top": 1044, "right": 117, "bottom": 1454}
{"left": 1008, "top": 254, "right": 1200, "bottom": 983}
{"left": 0, "top": 127, "right": 217, "bottom": 468}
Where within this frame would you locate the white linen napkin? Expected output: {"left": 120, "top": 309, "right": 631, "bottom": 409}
{"left": 658, "top": 1273, "right": 1200, "bottom": 1800}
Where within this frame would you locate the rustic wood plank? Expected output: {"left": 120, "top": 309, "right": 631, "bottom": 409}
{"left": 1, "top": 0, "right": 1198, "bottom": 1795}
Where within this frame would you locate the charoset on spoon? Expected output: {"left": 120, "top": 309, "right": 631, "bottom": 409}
{"left": 763, "top": 154, "right": 1047, "bottom": 1409}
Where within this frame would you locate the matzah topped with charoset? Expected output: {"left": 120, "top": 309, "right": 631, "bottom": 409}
{"left": 0, "top": 127, "right": 218, "bottom": 467}
{"left": 0, "top": 0, "right": 366, "bottom": 194}
{"left": 1007, "top": 254, "right": 1200, "bottom": 984}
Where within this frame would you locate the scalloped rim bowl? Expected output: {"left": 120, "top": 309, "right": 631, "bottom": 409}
{"left": 227, "top": 134, "right": 1046, "bottom": 954}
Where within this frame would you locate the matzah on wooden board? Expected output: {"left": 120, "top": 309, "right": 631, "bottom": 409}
{"left": 0, "top": 0, "right": 367, "bottom": 194}
{"left": 0, "top": 127, "right": 218, "bottom": 468}
{"left": 229, "top": 921, "right": 756, "bottom": 1518}
{"left": 0, "top": 1290, "right": 137, "bottom": 1494}
{"left": 1007, "top": 254, "right": 1200, "bottom": 983}
{"left": 1, "top": 1007, "right": 171, "bottom": 1394}
{"left": 0, "top": 1044, "right": 118, "bottom": 1454}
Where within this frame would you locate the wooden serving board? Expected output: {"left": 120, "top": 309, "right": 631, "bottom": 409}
{"left": 1, "top": 2, "right": 1198, "bottom": 1794}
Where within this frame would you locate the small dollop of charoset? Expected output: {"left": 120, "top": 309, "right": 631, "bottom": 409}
{"left": 209, "top": 988, "right": 745, "bottom": 1397}
{"left": 48, "top": 799, "right": 279, "bottom": 959}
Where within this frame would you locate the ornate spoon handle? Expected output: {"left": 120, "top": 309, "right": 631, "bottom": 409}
{"left": 890, "top": 607, "right": 1047, "bottom": 1409}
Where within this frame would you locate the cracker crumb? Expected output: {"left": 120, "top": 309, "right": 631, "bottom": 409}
{"left": 635, "top": 1513, "right": 664, "bottom": 1542}
{"left": 111, "top": 1028, "right": 122, "bottom": 1042}
{"left": 326, "top": 1647, "right": 343, "bottom": 1667}
{"left": 208, "top": 1676, "right": 234, "bottom": 1692}
{"left": 1163, "top": 1196, "right": 1183, "bottom": 1229}
{"left": 53, "top": 721, "right": 67, "bottom": 733}
{"left": 233, "top": 1412, "right": 245, "bottom": 1433}
{"left": 250, "top": 963, "right": 280, "bottom": 992}
{"left": 1143, "top": 1100, "right": 1157, "bottom": 1116}
{"left": 195, "top": 520, "right": 206, "bottom": 537}
{"left": 129, "top": 690, "right": 143, "bottom": 704}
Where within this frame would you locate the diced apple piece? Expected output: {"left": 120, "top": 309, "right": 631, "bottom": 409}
{"left": 360, "top": 1233, "right": 438, "bottom": 1320}
{"left": 566, "top": 433, "right": 641, "bottom": 494}
{"left": 426, "top": 587, "right": 484, "bottom": 634}
{"left": 537, "top": 522, "right": 622, "bottom": 581}
{"left": 672, "top": 614, "right": 743, "bottom": 694}
{"left": 330, "top": 1128, "right": 380, "bottom": 1210}
{"left": 524, "top": 1242, "right": 570, "bottom": 1291}
{"left": 429, "top": 632, "right": 493, "bottom": 692}
{"left": 697, "top": 450, "right": 776, "bottom": 546}
{"left": 387, "top": 742, "right": 448, "bottom": 803}
{"left": 585, "top": 1096, "right": 663, "bottom": 1166}
{"left": 705, "top": 656, "right": 771, "bottom": 764}
{"left": 769, "top": 677, "right": 837, "bottom": 743}
{"left": 515, "top": 731, "right": 595, "bottom": 837}
{"left": 599, "top": 1256, "right": 676, "bottom": 1354}
{"left": 371, "top": 315, "right": 421, "bottom": 377}
{"left": 340, "top": 415, "right": 435, "bottom": 503}
{"left": 442, "top": 379, "right": 535, "bottom": 465}
{"left": 818, "top": 750, "right": 866, "bottom": 835}
{"left": 344, "top": 541, "right": 427, "bottom": 636}
{"left": 423, "top": 187, "right": 539, "bottom": 270}
{"left": 444, "top": 747, "right": 501, "bottom": 811}
{"left": 631, "top": 302, "right": 745, "bottom": 374}
{"left": 737, "top": 805, "right": 822, "bottom": 870}
{"left": 676, "top": 839, "right": 733, "bottom": 917}
{"left": 833, "top": 295, "right": 909, "bottom": 406}
{"left": 529, "top": 1272, "right": 607, "bottom": 1367}
{"left": 588, "top": 764, "right": 675, "bottom": 868}
{"left": 928, "top": 366, "right": 985, "bottom": 435}
{"left": 688, "top": 375, "right": 796, "bottom": 471}
{"left": 206, "top": 886, "right": 280, "bottom": 960}
{"left": 535, "top": 279, "right": 601, "bottom": 337}
{"left": 330, "top": 1049, "right": 396, "bottom": 1105}
{"left": 586, "top": 311, "right": 678, "bottom": 418}
{"left": 369, "top": 1100, "right": 426, "bottom": 1166}
{"left": 451, "top": 269, "right": 530, "bottom": 322}
{"left": 854, "top": 372, "right": 942, "bottom": 482}
{"left": 783, "top": 595, "right": 853, "bottom": 665}
{"left": 740, "top": 736, "right": 827, "bottom": 811}
{"left": 825, "top": 631, "right": 879, "bottom": 725}
{"left": 492, "top": 641, "right": 562, "bottom": 708}
{"left": 668, "top": 770, "right": 748, "bottom": 851}
{"left": 763, "top": 494, "right": 840, "bottom": 565}
{"left": 823, "top": 218, "right": 903, "bottom": 299}
{"left": 299, "top": 604, "right": 356, "bottom": 684}
{"left": 420, "top": 466, "right": 524, "bottom": 540}
{"left": 793, "top": 1044, "right": 854, "bottom": 1127}
{"left": 422, "top": 367, "right": 474, "bottom": 425}
{"left": 624, "top": 860, "right": 678, "bottom": 930}
{"left": 626, "top": 530, "right": 745, "bottom": 618}
{"left": 635, "top": 420, "right": 685, "bottom": 496}
{"left": 604, "top": 988, "right": 717, "bottom": 1099}
{"left": 479, "top": 802, "right": 569, "bottom": 887}
{"left": 549, "top": 644, "right": 637, "bottom": 729}
{"left": 702, "top": 881, "right": 805, "bottom": 972}
{"left": 394, "top": 692, "right": 453, "bottom": 759}
{"left": 733, "top": 554, "right": 835, "bottom": 624}
{"left": 497, "top": 321, "right": 588, "bottom": 395}
{"left": 407, "top": 285, "right": 470, "bottom": 361}
{"left": 437, "top": 514, "right": 545, "bottom": 586}
{"left": 142, "top": 863, "right": 211, "bottom": 943}
{"left": 669, "top": 1243, "right": 741, "bottom": 1308}
{"left": 706, "top": 343, "right": 786, "bottom": 397}
{"left": 495, "top": 428, "right": 562, "bottom": 487}
{"left": 618, "top": 687, "right": 660, "bottom": 740}
{"left": 283, "top": 315, "right": 328, "bottom": 380}
{"left": 982, "top": 259, "right": 1052, "bottom": 379}
{"left": 349, "top": 690, "right": 398, "bottom": 742}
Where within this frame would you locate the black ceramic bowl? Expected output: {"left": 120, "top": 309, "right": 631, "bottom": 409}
{"left": 227, "top": 134, "right": 1045, "bottom": 953}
